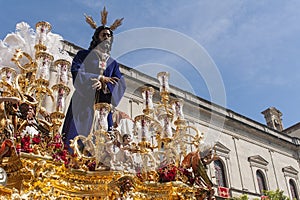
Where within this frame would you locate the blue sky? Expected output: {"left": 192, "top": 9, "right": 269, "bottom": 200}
{"left": 1, "top": 0, "right": 300, "bottom": 129}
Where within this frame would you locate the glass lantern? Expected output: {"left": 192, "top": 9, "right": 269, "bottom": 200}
{"left": 172, "top": 99, "right": 184, "bottom": 120}
{"left": 157, "top": 72, "right": 169, "bottom": 93}
{"left": 35, "top": 52, "right": 53, "bottom": 82}
{"left": 158, "top": 113, "right": 173, "bottom": 139}
{"left": 134, "top": 115, "right": 152, "bottom": 142}
{"left": 54, "top": 59, "right": 70, "bottom": 85}
{"left": 141, "top": 86, "right": 155, "bottom": 115}
{"left": 52, "top": 84, "right": 70, "bottom": 113}
{"left": 35, "top": 21, "right": 51, "bottom": 51}
{"left": 91, "top": 103, "right": 111, "bottom": 135}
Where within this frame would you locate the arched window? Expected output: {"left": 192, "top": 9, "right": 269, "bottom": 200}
{"left": 214, "top": 159, "right": 227, "bottom": 187}
{"left": 256, "top": 170, "right": 267, "bottom": 194}
{"left": 289, "top": 179, "right": 299, "bottom": 200}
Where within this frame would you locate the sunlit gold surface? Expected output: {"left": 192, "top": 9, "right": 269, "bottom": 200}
{"left": 0, "top": 154, "right": 201, "bottom": 199}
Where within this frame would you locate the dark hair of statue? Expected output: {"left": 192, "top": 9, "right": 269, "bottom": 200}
{"left": 88, "top": 26, "right": 114, "bottom": 50}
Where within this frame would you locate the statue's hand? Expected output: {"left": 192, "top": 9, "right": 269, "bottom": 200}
{"left": 101, "top": 76, "right": 119, "bottom": 84}
{"left": 91, "top": 78, "right": 102, "bottom": 90}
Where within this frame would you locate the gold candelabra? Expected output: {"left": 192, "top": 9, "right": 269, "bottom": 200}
{"left": 0, "top": 20, "right": 216, "bottom": 200}
{"left": 71, "top": 71, "right": 204, "bottom": 176}
{"left": 0, "top": 21, "right": 72, "bottom": 162}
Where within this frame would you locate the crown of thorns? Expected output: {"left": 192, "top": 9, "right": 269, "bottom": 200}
{"left": 84, "top": 7, "right": 124, "bottom": 31}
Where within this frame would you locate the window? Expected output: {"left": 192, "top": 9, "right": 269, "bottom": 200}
{"left": 289, "top": 179, "right": 299, "bottom": 200}
{"left": 256, "top": 170, "right": 267, "bottom": 194}
{"left": 282, "top": 166, "right": 299, "bottom": 200}
{"left": 214, "top": 159, "right": 227, "bottom": 187}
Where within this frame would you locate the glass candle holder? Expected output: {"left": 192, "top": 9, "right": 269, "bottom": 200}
{"left": 52, "top": 84, "right": 70, "bottom": 113}
{"left": 92, "top": 103, "right": 111, "bottom": 134}
{"left": 141, "top": 86, "right": 155, "bottom": 114}
{"left": 35, "top": 21, "right": 51, "bottom": 48}
{"left": 54, "top": 59, "right": 70, "bottom": 85}
{"left": 158, "top": 113, "right": 173, "bottom": 139}
{"left": 157, "top": 72, "right": 169, "bottom": 93}
{"left": 35, "top": 52, "right": 53, "bottom": 81}
{"left": 134, "top": 115, "right": 152, "bottom": 142}
{"left": 172, "top": 99, "right": 184, "bottom": 120}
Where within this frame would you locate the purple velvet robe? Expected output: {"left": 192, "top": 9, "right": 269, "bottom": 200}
{"left": 62, "top": 49, "right": 126, "bottom": 148}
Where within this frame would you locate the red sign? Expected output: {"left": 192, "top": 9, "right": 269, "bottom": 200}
{"left": 218, "top": 186, "right": 230, "bottom": 198}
